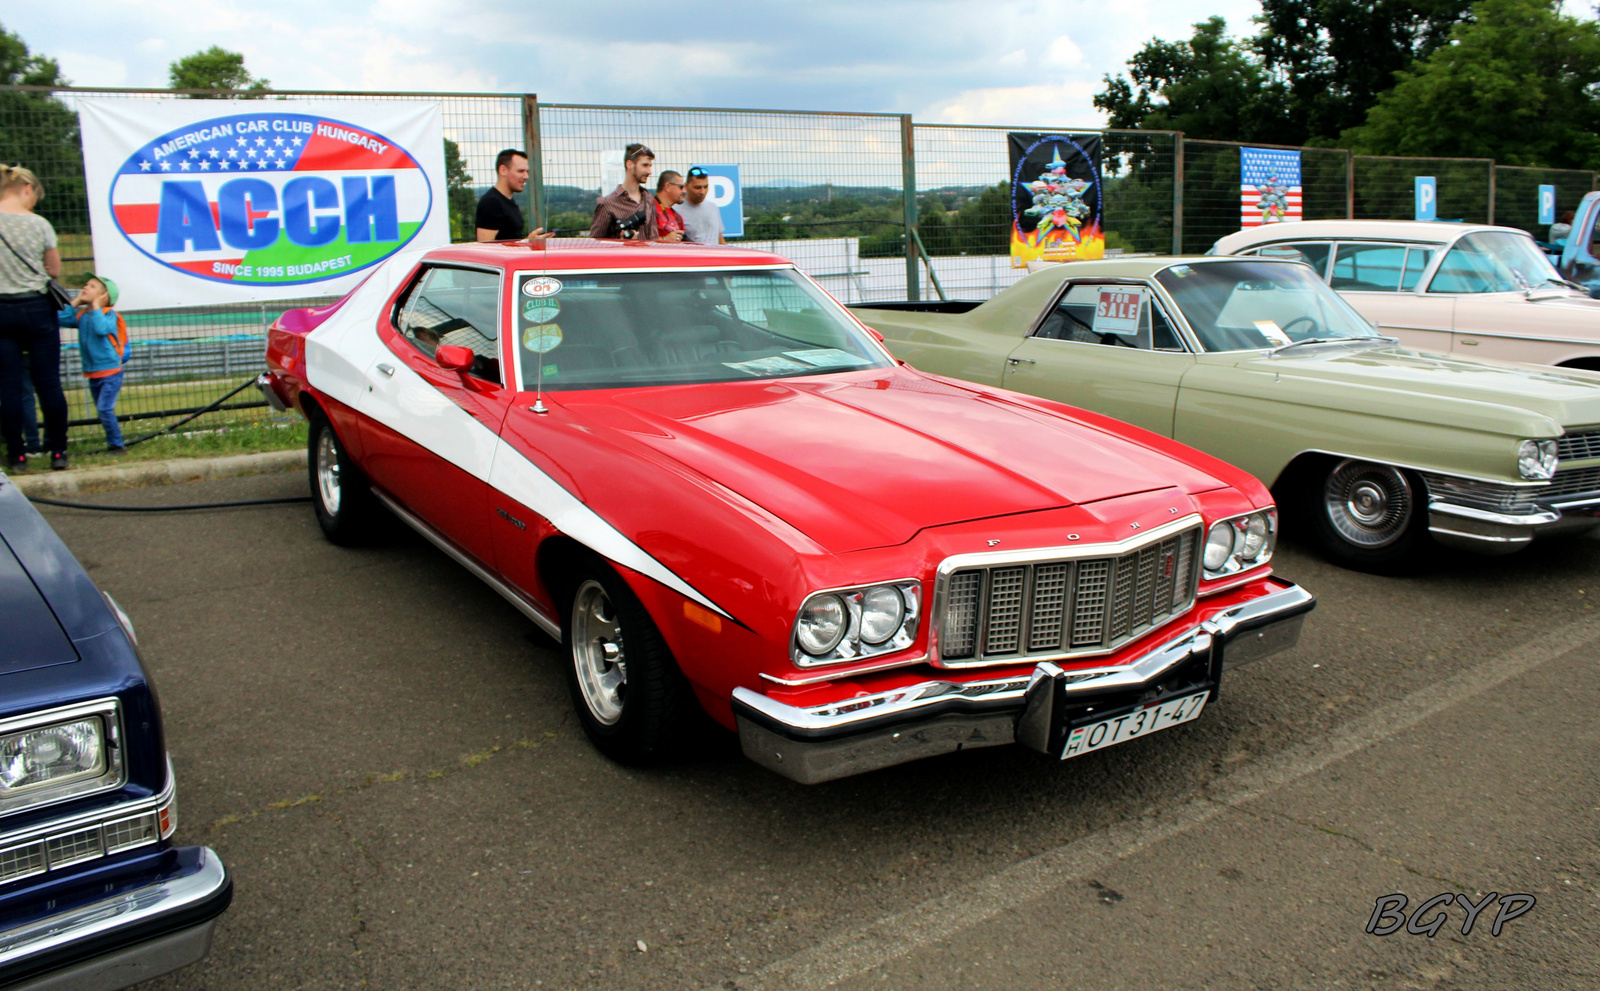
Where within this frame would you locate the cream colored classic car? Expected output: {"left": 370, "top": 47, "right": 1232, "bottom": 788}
{"left": 1212, "top": 220, "right": 1600, "bottom": 369}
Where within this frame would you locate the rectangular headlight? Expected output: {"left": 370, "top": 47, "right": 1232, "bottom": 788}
{"left": 0, "top": 718, "right": 106, "bottom": 796}
{"left": 0, "top": 700, "right": 124, "bottom": 812}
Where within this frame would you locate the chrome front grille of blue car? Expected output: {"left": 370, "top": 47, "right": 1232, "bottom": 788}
{"left": 936, "top": 525, "right": 1202, "bottom": 667}
{"left": 0, "top": 811, "right": 162, "bottom": 887}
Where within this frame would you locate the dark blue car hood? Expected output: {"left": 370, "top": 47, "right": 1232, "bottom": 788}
{"left": 0, "top": 535, "right": 78, "bottom": 675}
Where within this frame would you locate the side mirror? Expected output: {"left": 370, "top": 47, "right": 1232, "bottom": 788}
{"left": 864, "top": 326, "right": 885, "bottom": 343}
{"left": 435, "top": 345, "right": 475, "bottom": 372}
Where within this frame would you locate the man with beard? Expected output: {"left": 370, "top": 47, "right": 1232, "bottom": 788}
{"left": 590, "top": 143, "right": 659, "bottom": 241}
{"left": 674, "top": 166, "right": 727, "bottom": 245}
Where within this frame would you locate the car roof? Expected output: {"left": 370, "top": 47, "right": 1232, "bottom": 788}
{"left": 1022, "top": 255, "right": 1299, "bottom": 281}
{"left": 419, "top": 238, "right": 795, "bottom": 272}
{"left": 1212, "top": 219, "right": 1528, "bottom": 254}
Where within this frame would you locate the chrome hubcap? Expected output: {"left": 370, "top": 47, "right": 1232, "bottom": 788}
{"left": 571, "top": 580, "right": 627, "bottom": 725}
{"left": 315, "top": 430, "right": 341, "bottom": 516}
{"left": 1325, "top": 460, "right": 1411, "bottom": 548}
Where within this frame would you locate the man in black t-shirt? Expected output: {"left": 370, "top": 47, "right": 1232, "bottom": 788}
{"left": 476, "top": 149, "right": 528, "bottom": 241}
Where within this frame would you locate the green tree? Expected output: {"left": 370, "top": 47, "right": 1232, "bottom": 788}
{"left": 1255, "top": 0, "right": 1474, "bottom": 143}
{"left": 1345, "top": 0, "right": 1600, "bottom": 169}
{"left": 0, "top": 23, "right": 85, "bottom": 235}
{"left": 443, "top": 138, "right": 475, "bottom": 241}
{"left": 1093, "top": 17, "right": 1292, "bottom": 142}
{"left": 168, "top": 45, "right": 268, "bottom": 96}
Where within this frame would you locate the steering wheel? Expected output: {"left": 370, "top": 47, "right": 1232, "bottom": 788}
{"left": 1279, "top": 315, "right": 1321, "bottom": 339}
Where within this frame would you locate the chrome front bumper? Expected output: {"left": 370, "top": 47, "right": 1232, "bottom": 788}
{"left": 0, "top": 848, "right": 231, "bottom": 991}
{"left": 1427, "top": 501, "right": 1600, "bottom": 554}
{"left": 733, "top": 579, "right": 1315, "bottom": 784}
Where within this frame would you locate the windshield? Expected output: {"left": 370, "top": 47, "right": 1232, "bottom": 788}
{"left": 1155, "top": 260, "right": 1384, "bottom": 353}
{"left": 514, "top": 268, "right": 890, "bottom": 390}
{"left": 1428, "top": 231, "right": 1562, "bottom": 293}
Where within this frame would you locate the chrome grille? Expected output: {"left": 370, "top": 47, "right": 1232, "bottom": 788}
{"left": 1557, "top": 431, "right": 1600, "bottom": 462}
{"left": 103, "top": 813, "right": 159, "bottom": 855}
{"left": 0, "top": 842, "right": 46, "bottom": 884}
{"left": 938, "top": 526, "right": 1201, "bottom": 665}
{"left": 45, "top": 827, "right": 103, "bottom": 869}
{"left": 1421, "top": 468, "right": 1600, "bottom": 513}
{"left": 1547, "top": 465, "right": 1600, "bottom": 500}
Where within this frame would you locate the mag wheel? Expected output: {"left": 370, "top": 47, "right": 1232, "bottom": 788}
{"left": 563, "top": 558, "right": 700, "bottom": 764}
{"left": 308, "top": 413, "right": 374, "bottom": 546}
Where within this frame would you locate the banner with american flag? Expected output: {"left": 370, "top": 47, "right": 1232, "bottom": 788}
{"left": 80, "top": 99, "right": 447, "bottom": 310}
{"left": 1240, "top": 147, "right": 1302, "bottom": 228}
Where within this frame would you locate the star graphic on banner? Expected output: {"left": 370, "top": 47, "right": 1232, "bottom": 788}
{"left": 159, "top": 161, "right": 171, "bottom": 171}
{"left": 292, "top": 137, "right": 303, "bottom": 146}
{"left": 227, "top": 148, "right": 238, "bottom": 158}
{"left": 208, "top": 149, "right": 220, "bottom": 159}
{"left": 255, "top": 137, "right": 266, "bottom": 147}
{"left": 188, "top": 148, "right": 199, "bottom": 158}
{"left": 236, "top": 137, "right": 246, "bottom": 146}
{"left": 276, "top": 158, "right": 290, "bottom": 168}
{"left": 220, "top": 161, "right": 232, "bottom": 170}
{"left": 274, "top": 136, "right": 284, "bottom": 146}
{"left": 257, "top": 159, "right": 270, "bottom": 169}
{"left": 246, "top": 149, "right": 256, "bottom": 158}
{"left": 179, "top": 160, "right": 191, "bottom": 170}
{"left": 200, "top": 161, "right": 211, "bottom": 170}
{"left": 138, "top": 160, "right": 151, "bottom": 171}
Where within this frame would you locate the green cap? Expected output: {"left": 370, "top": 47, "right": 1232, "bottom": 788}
{"left": 84, "top": 273, "right": 118, "bottom": 306}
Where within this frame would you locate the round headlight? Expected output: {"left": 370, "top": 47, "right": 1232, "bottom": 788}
{"left": 795, "top": 594, "right": 847, "bottom": 656}
{"left": 1517, "top": 439, "right": 1558, "bottom": 480}
{"left": 1240, "top": 514, "right": 1270, "bottom": 560}
{"left": 858, "top": 586, "right": 905, "bottom": 645}
{"left": 1203, "top": 523, "right": 1237, "bottom": 572}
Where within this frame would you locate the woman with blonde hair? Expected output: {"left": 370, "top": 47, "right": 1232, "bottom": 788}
{"left": 0, "top": 164, "right": 69, "bottom": 470}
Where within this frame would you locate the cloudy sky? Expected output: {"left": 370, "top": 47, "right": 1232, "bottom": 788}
{"left": 10, "top": 0, "right": 1263, "bottom": 126}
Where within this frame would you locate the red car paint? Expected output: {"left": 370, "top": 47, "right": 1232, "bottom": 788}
{"left": 264, "top": 240, "right": 1287, "bottom": 733}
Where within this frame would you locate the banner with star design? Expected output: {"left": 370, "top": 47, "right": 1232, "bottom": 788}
{"left": 79, "top": 99, "right": 447, "bottom": 310}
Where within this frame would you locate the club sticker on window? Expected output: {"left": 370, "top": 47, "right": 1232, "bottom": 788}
{"left": 523, "top": 323, "right": 563, "bottom": 353}
{"left": 1254, "top": 320, "right": 1293, "bottom": 345}
{"left": 522, "top": 276, "right": 562, "bottom": 298}
{"left": 522, "top": 298, "right": 560, "bottom": 324}
{"left": 1093, "top": 288, "right": 1144, "bottom": 335}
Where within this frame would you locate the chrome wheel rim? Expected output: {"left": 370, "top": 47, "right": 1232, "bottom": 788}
{"left": 1324, "top": 460, "right": 1411, "bottom": 548}
{"left": 315, "top": 429, "right": 341, "bottom": 516}
{"left": 571, "top": 580, "right": 627, "bottom": 725}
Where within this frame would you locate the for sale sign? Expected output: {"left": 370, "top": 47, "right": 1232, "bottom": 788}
{"left": 79, "top": 99, "right": 448, "bottom": 310}
{"left": 1092, "top": 288, "right": 1143, "bottom": 336}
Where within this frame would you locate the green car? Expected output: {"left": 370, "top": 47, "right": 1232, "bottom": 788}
{"left": 852, "top": 256, "right": 1600, "bottom": 569}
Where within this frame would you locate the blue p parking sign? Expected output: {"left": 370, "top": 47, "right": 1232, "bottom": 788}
{"left": 1539, "top": 185, "right": 1557, "bottom": 225}
{"left": 1415, "top": 176, "right": 1437, "bottom": 221}
{"left": 693, "top": 164, "right": 743, "bottom": 238}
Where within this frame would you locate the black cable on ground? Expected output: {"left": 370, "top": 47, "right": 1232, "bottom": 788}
{"left": 109, "top": 375, "right": 265, "bottom": 454}
{"left": 29, "top": 495, "right": 312, "bottom": 512}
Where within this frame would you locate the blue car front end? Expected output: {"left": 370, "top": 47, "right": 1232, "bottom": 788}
{"left": 0, "top": 472, "right": 231, "bottom": 989}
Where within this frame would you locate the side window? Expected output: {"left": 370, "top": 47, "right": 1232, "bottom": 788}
{"left": 1329, "top": 243, "right": 1407, "bottom": 292}
{"left": 1254, "top": 242, "right": 1332, "bottom": 279}
{"left": 1399, "top": 247, "right": 1434, "bottom": 291}
{"left": 395, "top": 267, "right": 502, "bottom": 382}
{"left": 1033, "top": 283, "right": 1185, "bottom": 352}
{"left": 1427, "top": 244, "right": 1494, "bottom": 294}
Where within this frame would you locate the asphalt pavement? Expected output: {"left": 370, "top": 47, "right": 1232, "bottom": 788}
{"left": 32, "top": 470, "right": 1599, "bottom": 991}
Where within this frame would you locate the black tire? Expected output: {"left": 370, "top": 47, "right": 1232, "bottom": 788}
{"left": 307, "top": 413, "right": 375, "bottom": 546}
{"left": 561, "top": 556, "right": 701, "bottom": 764}
{"left": 1306, "top": 458, "right": 1429, "bottom": 572}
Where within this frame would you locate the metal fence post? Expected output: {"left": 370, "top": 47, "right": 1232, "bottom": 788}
{"left": 1487, "top": 159, "right": 1496, "bottom": 225}
{"left": 1346, "top": 150, "right": 1355, "bottom": 219}
{"left": 1172, "top": 132, "right": 1185, "bottom": 256}
{"left": 523, "top": 94, "right": 545, "bottom": 232}
{"left": 900, "top": 114, "right": 920, "bottom": 302}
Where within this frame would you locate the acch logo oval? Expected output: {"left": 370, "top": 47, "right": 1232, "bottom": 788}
{"left": 109, "top": 112, "right": 432, "bottom": 286}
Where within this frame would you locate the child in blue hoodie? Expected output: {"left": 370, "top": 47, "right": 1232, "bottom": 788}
{"left": 60, "top": 274, "right": 129, "bottom": 453}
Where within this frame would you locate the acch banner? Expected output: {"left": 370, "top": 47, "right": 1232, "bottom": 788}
{"left": 79, "top": 99, "right": 448, "bottom": 310}
{"left": 1008, "top": 132, "right": 1103, "bottom": 267}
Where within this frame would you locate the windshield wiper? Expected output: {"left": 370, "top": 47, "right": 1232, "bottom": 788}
{"left": 1268, "top": 335, "right": 1394, "bottom": 354}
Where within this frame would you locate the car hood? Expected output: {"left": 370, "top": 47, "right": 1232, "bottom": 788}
{"left": 1224, "top": 343, "right": 1600, "bottom": 429}
{"left": 557, "top": 369, "right": 1228, "bottom": 553}
{"left": 0, "top": 534, "right": 78, "bottom": 676}
{"left": 1453, "top": 289, "right": 1600, "bottom": 329}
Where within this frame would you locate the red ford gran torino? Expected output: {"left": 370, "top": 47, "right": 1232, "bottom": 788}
{"left": 258, "top": 239, "right": 1314, "bottom": 784}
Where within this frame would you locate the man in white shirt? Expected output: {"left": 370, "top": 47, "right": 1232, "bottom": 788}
{"left": 674, "top": 167, "right": 727, "bottom": 245}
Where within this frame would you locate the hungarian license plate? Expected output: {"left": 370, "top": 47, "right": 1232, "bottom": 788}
{"left": 1060, "top": 689, "right": 1210, "bottom": 760}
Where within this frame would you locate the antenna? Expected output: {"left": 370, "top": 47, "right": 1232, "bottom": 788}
{"left": 532, "top": 354, "right": 548, "bottom": 414}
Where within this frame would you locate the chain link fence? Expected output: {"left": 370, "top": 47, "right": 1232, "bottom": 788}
{"left": 3, "top": 83, "right": 1597, "bottom": 454}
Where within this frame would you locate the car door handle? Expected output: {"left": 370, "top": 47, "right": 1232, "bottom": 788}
{"left": 1008, "top": 357, "right": 1036, "bottom": 366}
{"left": 376, "top": 363, "right": 396, "bottom": 377}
